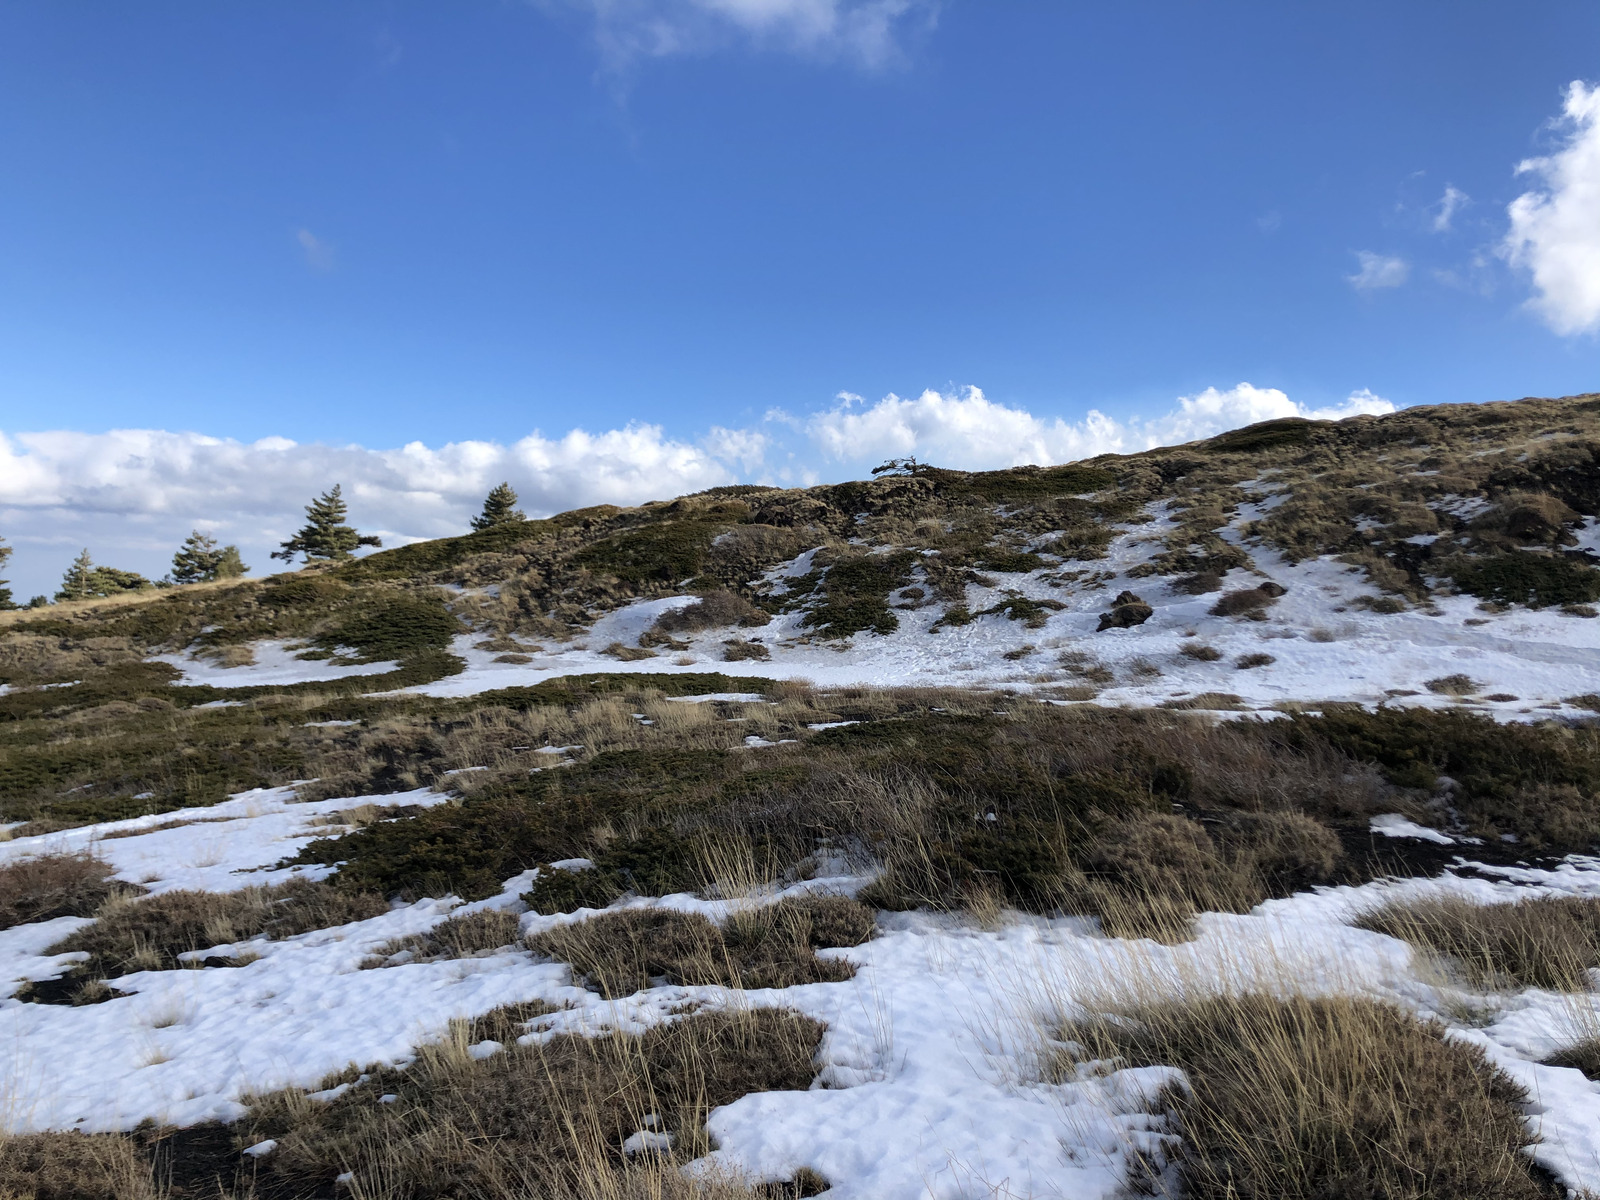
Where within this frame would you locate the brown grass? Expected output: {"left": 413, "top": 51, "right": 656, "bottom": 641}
{"left": 1544, "top": 1038, "right": 1600, "bottom": 1080}
{"left": 1055, "top": 992, "right": 1559, "bottom": 1199}
{"left": 1179, "top": 643, "right": 1222, "bottom": 661}
{"left": 1425, "top": 674, "right": 1480, "bottom": 696}
{"left": 0, "top": 1005, "right": 826, "bottom": 1200}
{"left": 0, "top": 852, "right": 138, "bottom": 930}
{"left": 28, "top": 877, "right": 388, "bottom": 1003}
{"left": 365, "top": 907, "right": 524, "bottom": 968}
{"left": 1355, "top": 893, "right": 1600, "bottom": 991}
{"left": 529, "top": 896, "right": 872, "bottom": 999}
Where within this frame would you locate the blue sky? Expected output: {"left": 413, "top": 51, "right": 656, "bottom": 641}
{"left": 2, "top": 1, "right": 1599, "bottom": 596}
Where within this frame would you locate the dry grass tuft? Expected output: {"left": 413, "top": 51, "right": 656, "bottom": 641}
{"left": 1355, "top": 893, "right": 1600, "bottom": 991}
{"left": 0, "top": 1005, "right": 826, "bottom": 1200}
{"left": 1055, "top": 992, "right": 1559, "bottom": 1199}
{"left": 1425, "top": 674, "right": 1480, "bottom": 696}
{"left": 1544, "top": 1037, "right": 1600, "bottom": 1080}
{"left": 529, "top": 896, "right": 871, "bottom": 998}
{"left": 1179, "top": 643, "right": 1222, "bottom": 662}
{"left": 0, "top": 1129, "right": 164, "bottom": 1200}
{"left": 366, "top": 907, "right": 525, "bottom": 968}
{"left": 27, "top": 877, "right": 388, "bottom": 1003}
{"left": 0, "top": 852, "right": 139, "bottom": 931}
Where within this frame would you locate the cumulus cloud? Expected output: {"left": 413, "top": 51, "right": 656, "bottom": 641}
{"left": 1432, "top": 185, "right": 1468, "bottom": 233}
{"left": 1503, "top": 81, "right": 1600, "bottom": 335}
{"left": 803, "top": 383, "right": 1395, "bottom": 470}
{"left": 1346, "top": 251, "right": 1409, "bottom": 290}
{"left": 565, "top": 0, "right": 934, "bottom": 70}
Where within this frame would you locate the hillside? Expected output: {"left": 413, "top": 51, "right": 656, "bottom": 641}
{"left": 1, "top": 395, "right": 1600, "bottom": 1198}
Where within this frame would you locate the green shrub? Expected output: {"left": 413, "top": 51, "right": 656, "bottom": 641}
{"left": 312, "top": 590, "right": 464, "bottom": 663}
{"left": 573, "top": 519, "right": 730, "bottom": 586}
{"left": 1204, "top": 417, "right": 1316, "bottom": 454}
{"left": 1450, "top": 552, "right": 1600, "bottom": 609}
{"left": 800, "top": 552, "right": 916, "bottom": 638}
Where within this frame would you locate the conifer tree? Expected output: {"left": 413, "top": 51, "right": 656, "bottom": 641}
{"left": 271, "top": 485, "right": 382, "bottom": 563}
{"left": 214, "top": 544, "right": 248, "bottom": 579}
{"left": 56, "top": 549, "right": 95, "bottom": 601}
{"left": 0, "top": 537, "right": 14, "bottom": 610}
{"left": 471, "top": 482, "right": 526, "bottom": 531}
{"left": 171, "top": 531, "right": 251, "bottom": 584}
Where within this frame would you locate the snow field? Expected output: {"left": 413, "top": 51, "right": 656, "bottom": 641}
{"left": 0, "top": 788, "right": 1598, "bottom": 1195}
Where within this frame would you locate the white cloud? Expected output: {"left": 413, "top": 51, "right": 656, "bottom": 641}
{"left": 803, "top": 383, "right": 1396, "bottom": 470}
{"left": 296, "top": 228, "right": 334, "bottom": 272}
{"left": 1346, "top": 251, "right": 1410, "bottom": 290}
{"left": 565, "top": 0, "right": 934, "bottom": 70}
{"left": 1432, "top": 185, "right": 1468, "bottom": 232}
{"left": 1503, "top": 81, "right": 1600, "bottom": 335}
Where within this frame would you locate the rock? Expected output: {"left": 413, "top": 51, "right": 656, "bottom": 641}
{"left": 1097, "top": 593, "right": 1153, "bottom": 631}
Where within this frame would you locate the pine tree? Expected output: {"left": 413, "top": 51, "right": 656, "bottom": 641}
{"left": 214, "top": 544, "right": 248, "bottom": 579}
{"left": 471, "top": 482, "right": 526, "bottom": 532}
{"left": 0, "top": 537, "right": 14, "bottom": 610}
{"left": 171, "top": 531, "right": 250, "bottom": 584}
{"left": 272, "top": 485, "right": 382, "bottom": 563}
{"left": 56, "top": 549, "right": 95, "bottom": 601}
{"left": 171, "top": 530, "right": 220, "bottom": 584}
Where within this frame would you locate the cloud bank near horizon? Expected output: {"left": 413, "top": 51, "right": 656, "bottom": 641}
{"left": 0, "top": 383, "right": 1392, "bottom": 598}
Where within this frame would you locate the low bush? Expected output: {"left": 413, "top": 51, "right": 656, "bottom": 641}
{"left": 1544, "top": 1039, "right": 1600, "bottom": 1080}
{"left": 365, "top": 907, "right": 524, "bottom": 967}
{"left": 0, "top": 852, "right": 136, "bottom": 930}
{"left": 1055, "top": 993, "right": 1557, "bottom": 1199}
{"left": 26, "top": 878, "right": 388, "bottom": 1003}
{"left": 1355, "top": 893, "right": 1600, "bottom": 991}
{"left": 528, "top": 897, "right": 870, "bottom": 997}
{"left": 645, "top": 589, "right": 770, "bottom": 640}
{"left": 1450, "top": 551, "right": 1600, "bottom": 609}
{"left": 799, "top": 552, "right": 916, "bottom": 638}
{"left": 1209, "top": 585, "right": 1282, "bottom": 618}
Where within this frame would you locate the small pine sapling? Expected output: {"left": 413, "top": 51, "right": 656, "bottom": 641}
{"left": 471, "top": 481, "right": 526, "bottom": 531}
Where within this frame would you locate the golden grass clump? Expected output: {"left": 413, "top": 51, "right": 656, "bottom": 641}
{"left": 1355, "top": 893, "right": 1600, "bottom": 991}
{"left": 0, "top": 1005, "right": 828, "bottom": 1200}
{"left": 0, "top": 851, "right": 139, "bottom": 931}
{"left": 529, "top": 896, "right": 872, "bottom": 999}
{"left": 1055, "top": 992, "right": 1559, "bottom": 1200}
{"left": 365, "top": 907, "right": 525, "bottom": 968}
{"left": 28, "top": 877, "right": 388, "bottom": 1002}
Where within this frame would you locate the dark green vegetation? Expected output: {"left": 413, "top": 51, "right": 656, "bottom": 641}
{"left": 1057, "top": 993, "right": 1561, "bottom": 1200}
{"left": 526, "top": 895, "right": 874, "bottom": 996}
{"left": 275, "top": 695, "right": 1600, "bottom": 941}
{"left": 1449, "top": 551, "right": 1600, "bottom": 609}
{"left": 0, "top": 1004, "right": 826, "bottom": 1200}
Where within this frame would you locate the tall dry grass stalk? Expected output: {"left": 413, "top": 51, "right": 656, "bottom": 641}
{"left": 1356, "top": 893, "right": 1600, "bottom": 991}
